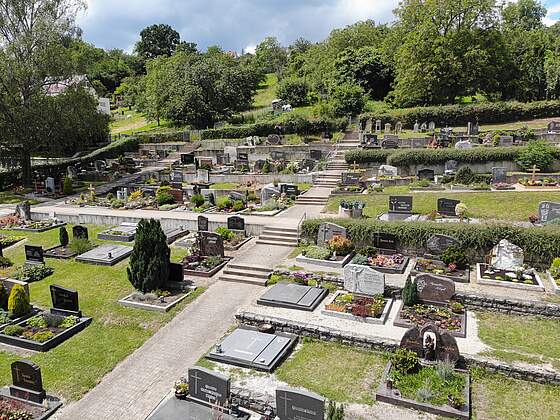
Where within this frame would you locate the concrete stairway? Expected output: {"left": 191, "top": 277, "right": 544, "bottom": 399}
{"left": 326, "top": 160, "right": 349, "bottom": 171}
{"left": 256, "top": 226, "right": 299, "bottom": 246}
{"left": 312, "top": 173, "right": 340, "bottom": 187}
{"left": 295, "top": 194, "right": 330, "bottom": 205}
{"left": 219, "top": 263, "right": 271, "bottom": 286}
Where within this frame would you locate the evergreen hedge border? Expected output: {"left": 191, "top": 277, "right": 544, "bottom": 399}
{"left": 301, "top": 219, "right": 560, "bottom": 266}
{"left": 360, "top": 100, "right": 560, "bottom": 128}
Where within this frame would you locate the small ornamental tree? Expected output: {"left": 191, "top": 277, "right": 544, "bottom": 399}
{"left": 402, "top": 276, "right": 418, "bottom": 307}
{"left": 127, "top": 219, "right": 170, "bottom": 293}
{"left": 8, "top": 284, "right": 30, "bottom": 317}
{"left": 59, "top": 226, "right": 69, "bottom": 247}
{"left": 326, "top": 401, "right": 345, "bottom": 420}
{"left": 0, "top": 283, "right": 8, "bottom": 310}
{"left": 62, "top": 177, "right": 73, "bottom": 195}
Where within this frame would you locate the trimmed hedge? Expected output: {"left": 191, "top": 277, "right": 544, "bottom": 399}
{"left": 136, "top": 132, "right": 185, "bottom": 143}
{"left": 360, "top": 100, "right": 560, "bottom": 128}
{"left": 301, "top": 218, "right": 560, "bottom": 266}
{"left": 345, "top": 146, "right": 560, "bottom": 166}
{"left": 201, "top": 118, "right": 347, "bottom": 140}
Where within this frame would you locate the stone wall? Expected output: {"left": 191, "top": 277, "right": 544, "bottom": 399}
{"left": 182, "top": 173, "right": 314, "bottom": 184}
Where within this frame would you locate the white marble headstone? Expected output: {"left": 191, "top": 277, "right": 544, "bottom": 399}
{"left": 491, "top": 239, "right": 524, "bottom": 271}
{"left": 343, "top": 264, "right": 385, "bottom": 296}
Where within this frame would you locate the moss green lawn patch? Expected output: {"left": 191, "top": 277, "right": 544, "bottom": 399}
{"left": 275, "top": 340, "right": 386, "bottom": 405}
{"left": 210, "top": 183, "right": 241, "bottom": 190}
{"left": 0, "top": 225, "right": 204, "bottom": 400}
{"left": 0, "top": 191, "right": 39, "bottom": 205}
{"left": 393, "top": 366, "right": 465, "bottom": 406}
{"left": 252, "top": 73, "right": 278, "bottom": 110}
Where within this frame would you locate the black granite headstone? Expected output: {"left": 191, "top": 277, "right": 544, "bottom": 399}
{"left": 237, "top": 152, "right": 249, "bottom": 162}
{"left": 374, "top": 233, "right": 398, "bottom": 251}
{"left": 437, "top": 198, "right": 460, "bottom": 217}
{"left": 188, "top": 367, "right": 230, "bottom": 407}
{"left": 280, "top": 184, "right": 299, "bottom": 197}
{"left": 417, "top": 168, "right": 435, "bottom": 181}
{"left": 342, "top": 172, "right": 360, "bottom": 185}
{"left": 389, "top": 196, "right": 413, "bottom": 213}
{"left": 492, "top": 167, "right": 507, "bottom": 184}
{"left": 180, "top": 154, "right": 195, "bottom": 165}
{"left": 50, "top": 285, "right": 80, "bottom": 316}
{"left": 426, "top": 234, "right": 460, "bottom": 255}
{"left": 381, "top": 138, "right": 399, "bottom": 149}
{"left": 72, "top": 225, "right": 89, "bottom": 240}
{"left": 227, "top": 216, "right": 245, "bottom": 232}
{"left": 310, "top": 150, "right": 322, "bottom": 160}
{"left": 198, "top": 215, "right": 209, "bottom": 232}
{"left": 25, "top": 245, "right": 44, "bottom": 263}
{"left": 271, "top": 151, "right": 286, "bottom": 161}
{"left": 199, "top": 232, "right": 224, "bottom": 257}
{"left": 276, "top": 386, "right": 325, "bottom": 420}
{"left": 10, "top": 360, "right": 45, "bottom": 404}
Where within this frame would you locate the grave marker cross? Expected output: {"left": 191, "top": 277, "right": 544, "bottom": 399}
{"left": 191, "top": 370, "right": 202, "bottom": 396}
{"left": 531, "top": 165, "right": 541, "bottom": 183}
{"left": 279, "top": 391, "right": 292, "bottom": 417}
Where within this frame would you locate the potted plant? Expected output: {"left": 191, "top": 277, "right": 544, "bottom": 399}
{"left": 174, "top": 380, "right": 189, "bottom": 399}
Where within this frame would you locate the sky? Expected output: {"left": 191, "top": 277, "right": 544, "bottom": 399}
{"left": 78, "top": 0, "right": 560, "bottom": 53}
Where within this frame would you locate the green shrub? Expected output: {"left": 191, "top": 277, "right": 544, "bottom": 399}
{"left": 7, "top": 284, "right": 30, "bottom": 317}
{"left": 14, "top": 265, "right": 54, "bottom": 283}
{"left": 0, "top": 309, "right": 10, "bottom": 325}
{"left": 216, "top": 227, "right": 235, "bottom": 241}
{"left": 276, "top": 77, "right": 310, "bottom": 106}
{"left": 127, "top": 219, "right": 170, "bottom": 293}
{"left": 216, "top": 196, "right": 232, "bottom": 210}
{"left": 26, "top": 315, "right": 47, "bottom": 329}
{"left": 326, "top": 401, "right": 345, "bottom": 420}
{"left": 111, "top": 199, "right": 125, "bottom": 208}
{"left": 441, "top": 246, "right": 469, "bottom": 270}
{"left": 232, "top": 200, "right": 245, "bottom": 212}
{"left": 454, "top": 167, "right": 475, "bottom": 185}
{"left": 69, "top": 238, "right": 93, "bottom": 255}
{"left": 31, "top": 331, "right": 54, "bottom": 343}
{"left": 156, "top": 186, "right": 175, "bottom": 206}
{"left": 191, "top": 194, "right": 205, "bottom": 207}
{"left": 3, "top": 325, "right": 24, "bottom": 337}
{"left": 302, "top": 246, "right": 332, "bottom": 260}
{"left": 59, "top": 226, "right": 69, "bottom": 247}
{"left": 59, "top": 315, "right": 79, "bottom": 329}
{"left": 62, "top": 177, "right": 74, "bottom": 195}
{"left": 402, "top": 276, "right": 418, "bottom": 306}
{"left": 0, "top": 284, "right": 8, "bottom": 310}
{"left": 515, "top": 140, "right": 557, "bottom": 171}
{"left": 0, "top": 256, "right": 12, "bottom": 268}
{"left": 391, "top": 348, "right": 420, "bottom": 375}
{"left": 351, "top": 254, "right": 369, "bottom": 265}
{"left": 550, "top": 257, "right": 560, "bottom": 279}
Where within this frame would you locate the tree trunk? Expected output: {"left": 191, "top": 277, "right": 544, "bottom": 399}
{"left": 21, "top": 152, "right": 32, "bottom": 187}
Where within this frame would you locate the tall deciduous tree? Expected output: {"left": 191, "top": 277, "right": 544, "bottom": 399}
{"left": 135, "top": 24, "right": 181, "bottom": 60}
{"left": 0, "top": 0, "right": 109, "bottom": 185}
{"left": 255, "top": 37, "right": 287, "bottom": 75}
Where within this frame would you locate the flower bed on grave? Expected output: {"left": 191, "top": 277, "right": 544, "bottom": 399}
{"left": 412, "top": 259, "right": 469, "bottom": 283}
{"left": 476, "top": 263, "right": 544, "bottom": 291}
{"left": 331, "top": 185, "right": 365, "bottom": 195}
{"left": 0, "top": 392, "right": 61, "bottom": 420}
{"left": 322, "top": 291, "right": 393, "bottom": 325}
{"left": 216, "top": 228, "right": 252, "bottom": 251}
{"left": 518, "top": 177, "right": 559, "bottom": 188}
{"left": 408, "top": 180, "right": 445, "bottom": 191}
{"left": 182, "top": 253, "right": 231, "bottom": 277}
{"left": 205, "top": 196, "right": 247, "bottom": 214}
{"left": 268, "top": 271, "right": 339, "bottom": 292}
{"left": 0, "top": 282, "right": 40, "bottom": 330}
{"left": 395, "top": 303, "right": 465, "bottom": 337}
{"left": 1, "top": 217, "right": 65, "bottom": 233}
{"left": 244, "top": 196, "right": 293, "bottom": 216}
{"left": 351, "top": 250, "right": 409, "bottom": 275}
{"left": 492, "top": 182, "right": 515, "bottom": 191}
{"left": 296, "top": 236, "right": 355, "bottom": 269}
{"left": 0, "top": 235, "right": 25, "bottom": 249}
{"left": 97, "top": 225, "right": 137, "bottom": 242}
{"left": 119, "top": 287, "right": 194, "bottom": 313}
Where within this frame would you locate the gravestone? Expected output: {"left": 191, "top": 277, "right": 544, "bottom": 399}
{"left": 227, "top": 216, "right": 245, "bottom": 232}
{"left": 399, "top": 324, "right": 460, "bottom": 364}
{"left": 237, "top": 152, "right": 249, "bottom": 162}
{"left": 395, "top": 121, "right": 402, "bottom": 134}
{"left": 491, "top": 239, "right": 524, "bottom": 270}
{"left": 67, "top": 165, "right": 78, "bottom": 178}
{"left": 216, "top": 153, "right": 227, "bottom": 165}
{"left": 375, "top": 120, "right": 382, "bottom": 133}
{"left": 389, "top": 196, "right": 413, "bottom": 213}
{"left": 254, "top": 160, "right": 266, "bottom": 172}
{"left": 25, "top": 245, "right": 44, "bottom": 264}
{"left": 363, "top": 133, "right": 379, "bottom": 146}
{"left": 261, "top": 184, "right": 281, "bottom": 203}
{"left": 417, "top": 168, "right": 435, "bottom": 181}
{"left": 454, "top": 140, "right": 472, "bottom": 150}
{"left": 50, "top": 285, "right": 81, "bottom": 316}
{"left": 317, "top": 222, "right": 346, "bottom": 246}
{"left": 171, "top": 170, "right": 183, "bottom": 183}
{"left": 276, "top": 386, "right": 325, "bottom": 420}
{"left": 199, "top": 232, "right": 224, "bottom": 257}
{"left": 198, "top": 215, "right": 209, "bottom": 232}
{"left": 202, "top": 190, "right": 215, "bottom": 205}
{"left": 426, "top": 234, "right": 460, "bottom": 255}
{"left": 116, "top": 188, "right": 128, "bottom": 202}
{"left": 224, "top": 146, "right": 237, "bottom": 163}
{"left": 9, "top": 360, "right": 46, "bottom": 404}
{"left": 415, "top": 274, "right": 455, "bottom": 304}
{"left": 310, "top": 150, "right": 322, "bottom": 160}
{"left": 384, "top": 123, "right": 392, "bottom": 133}
{"left": 281, "top": 184, "right": 299, "bottom": 197}
{"left": 300, "top": 159, "right": 316, "bottom": 172}
{"left": 45, "top": 177, "right": 56, "bottom": 194}
{"left": 378, "top": 165, "right": 398, "bottom": 177}
{"left": 182, "top": 130, "right": 190, "bottom": 141}
{"left": 548, "top": 121, "right": 560, "bottom": 133}
{"left": 343, "top": 264, "right": 385, "bottom": 296}
{"left": 437, "top": 198, "right": 460, "bottom": 217}
{"left": 16, "top": 201, "right": 31, "bottom": 220}
{"left": 413, "top": 122, "right": 420, "bottom": 133}
{"left": 420, "top": 122, "right": 427, "bottom": 132}
{"left": 271, "top": 151, "right": 286, "bottom": 160}
{"left": 498, "top": 136, "right": 513, "bottom": 147}
{"left": 444, "top": 160, "right": 458, "bottom": 174}
{"left": 188, "top": 367, "right": 230, "bottom": 407}
{"left": 94, "top": 160, "right": 106, "bottom": 172}
{"left": 72, "top": 225, "right": 89, "bottom": 240}
{"left": 492, "top": 167, "right": 507, "bottom": 184}
{"left": 196, "top": 169, "right": 210, "bottom": 184}
{"left": 342, "top": 172, "right": 361, "bottom": 185}
{"left": 229, "top": 191, "right": 246, "bottom": 203}
{"left": 374, "top": 233, "right": 398, "bottom": 251}
{"left": 428, "top": 121, "right": 436, "bottom": 131}
{"left": 169, "top": 188, "right": 183, "bottom": 203}
{"left": 381, "top": 138, "right": 398, "bottom": 149}
{"left": 267, "top": 134, "right": 282, "bottom": 145}
{"left": 538, "top": 201, "right": 560, "bottom": 224}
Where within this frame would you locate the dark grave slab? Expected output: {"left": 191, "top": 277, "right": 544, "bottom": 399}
{"left": 381, "top": 138, "right": 399, "bottom": 149}
{"left": 342, "top": 172, "right": 361, "bottom": 186}
{"left": 198, "top": 215, "right": 209, "bottom": 232}
{"left": 227, "top": 216, "right": 245, "bottom": 232}
{"left": 317, "top": 222, "right": 346, "bottom": 246}
{"left": 72, "top": 225, "right": 89, "bottom": 240}
{"left": 437, "top": 198, "right": 460, "bottom": 217}
{"left": 10, "top": 360, "right": 45, "bottom": 404}
{"left": 374, "top": 232, "right": 398, "bottom": 252}
{"left": 280, "top": 184, "right": 299, "bottom": 197}
{"left": 492, "top": 167, "right": 507, "bottom": 184}
{"left": 399, "top": 324, "right": 460, "bottom": 364}
{"left": 44, "top": 245, "right": 76, "bottom": 260}
{"left": 257, "top": 283, "right": 328, "bottom": 311}
{"left": 25, "top": 245, "right": 44, "bottom": 264}
{"left": 389, "top": 196, "right": 413, "bottom": 214}
{"left": 426, "top": 234, "right": 460, "bottom": 256}
{"left": 188, "top": 367, "right": 230, "bottom": 407}
{"left": 199, "top": 232, "right": 225, "bottom": 257}
{"left": 206, "top": 327, "right": 297, "bottom": 372}
{"left": 267, "top": 134, "right": 282, "bottom": 145}
{"left": 417, "top": 168, "right": 435, "bottom": 181}
{"left": 310, "top": 150, "right": 322, "bottom": 160}
{"left": 168, "top": 189, "right": 183, "bottom": 203}
{"left": 75, "top": 244, "right": 133, "bottom": 266}
{"left": 163, "top": 226, "right": 189, "bottom": 244}
{"left": 415, "top": 274, "right": 455, "bottom": 304}
{"left": 229, "top": 191, "right": 246, "bottom": 203}
{"left": 146, "top": 397, "right": 243, "bottom": 420}
{"left": 276, "top": 386, "right": 325, "bottom": 420}
{"left": 538, "top": 201, "right": 560, "bottom": 224}
{"left": 50, "top": 285, "right": 80, "bottom": 317}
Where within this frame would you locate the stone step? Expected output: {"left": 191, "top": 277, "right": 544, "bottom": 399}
{"left": 258, "top": 235, "right": 299, "bottom": 244}
{"left": 222, "top": 268, "right": 269, "bottom": 279}
{"left": 226, "top": 263, "right": 271, "bottom": 273}
{"left": 255, "top": 239, "right": 298, "bottom": 247}
{"left": 219, "top": 274, "right": 268, "bottom": 286}
{"left": 262, "top": 226, "right": 298, "bottom": 234}
{"left": 260, "top": 230, "right": 299, "bottom": 238}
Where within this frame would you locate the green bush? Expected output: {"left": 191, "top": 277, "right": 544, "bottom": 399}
{"left": 515, "top": 140, "right": 557, "bottom": 171}
{"left": 402, "top": 276, "right": 418, "bottom": 306}
{"left": 156, "top": 186, "right": 175, "bottom": 206}
{"left": 8, "top": 284, "right": 30, "bottom": 317}
{"left": 191, "top": 194, "right": 205, "bottom": 207}
{"left": 127, "top": 219, "right": 170, "bottom": 293}
{"left": 14, "top": 265, "right": 54, "bottom": 283}
{"left": 550, "top": 257, "right": 560, "bottom": 279}
{"left": 351, "top": 254, "right": 369, "bottom": 265}
{"left": 59, "top": 226, "right": 69, "bottom": 247}
{"left": 69, "top": 238, "right": 93, "bottom": 255}
{"left": 216, "top": 196, "right": 232, "bottom": 210}
{"left": 232, "top": 200, "right": 245, "bottom": 212}
{"left": 326, "top": 401, "right": 345, "bottom": 420}
{"left": 26, "top": 315, "right": 47, "bottom": 329}
{"left": 31, "top": 331, "right": 54, "bottom": 343}
{"left": 360, "top": 100, "right": 560, "bottom": 128}
{"left": 111, "top": 199, "right": 125, "bottom": 208}
{"left": 0, "top": 284, "right": 8, "bottom": 310}
{"left": 302, "top": 246, "right": 332, "bottom": 260}
{"left": 391, "top": 348, "right": 420, "bottom": 375}
{"left": 62, "top": 177, "right": 74, "bottom": 195}
{"left": 330, "top": 82, "right": 365, "bottom": 117}
{"left": 59, "top": 315, "right": 79, "bottom": 328}
{"left": 454, "top": 167, "right": 474, "bottom": 185}
{"left": 216, "top": 227, "right": 235, "bottom": 241}
{"left": 0, "top": 256, "right": 12, "bottom": 269}
{"left": 441, "top": 246, "right": 470, "bottom": 270}
{"left": 276, "top": 77, "right": 310, "bottom": 106}
{"left": 3, "top": 325, "right": 24, "bottom": 337}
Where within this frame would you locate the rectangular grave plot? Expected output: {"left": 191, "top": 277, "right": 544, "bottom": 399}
{"left": 44, "top": 245, "right": 77, "bottom": 260}
{"left": 0, "top": 389, "right": 62, "bottom": 420}
{"left": 183, "top": 257, "right": 231, "bottom": 278}
{"left": 257, "top": 283, "right": 328, "bottom": 311}
{"left": 476, "top": 263, "right": 545, "bottom": 292}
{"left": 164, "top": 227, "right": 190, "bottom": 244}
{"left": 146, "top": 397, "right": 246, "bottom": 420}
{"left": 393, "top": 300, "right": 467, "bottom": 338}
{"left": 295, "top": 252, "right": 354, "bottom": 269}
{"left": 411, "top": 260, "right": 470, "bottom": 284}
{"left": 367, "top": 255, "right": 410, "bottom": 275}
{"left": 206, "top": 328, "right": 297, "bottom": 372}
{"left": 75, "top": 244, "right": 133, "bottom": 266}
{"left": 118, "top": 289, "right": 195, "bottom": 313}
{"left": 375, "top": 362, "right": 470, "bottom": 420}
{"left": 97, "top": 226, "right": 136, "bottom": 242}
{"left": 321, "top": 291, "right": 393, "bottom": 325}
{"left": 9, "top": 222, "right": 66, "bottom": 233}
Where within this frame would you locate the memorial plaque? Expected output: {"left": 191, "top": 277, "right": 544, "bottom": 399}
{"left": 199, "top": 232, "right": 224, "bottom": 257}
{"left": 389, "top": 196, "right": 413, "bottom": 213}
{"left": 437, "top": 198, "right": 460, "bottom": 217}
{"left": 538, "top": 201, "right": 560, "bottom": 224}
{"left": 498, "top": 136, "right": 513, "bottom": 147}
{"left": 426, "top": 234, "right": 460, "bottom": 255}
{"left": 197, "top": 169, "right": 210, "bottom": 183}
{"left": 374, "top": 233, "right": 398, "bottom": 251}
{"left": 310, "top": 150, "right": 322, "bottom": 160}
{"left": 16, "top": 201, "right": 31, "bottom": 221}
{"left": 227, "top": 216, "right": 245, "bottom": 232}
{"left": 72, "top": 225, "right": 89, "bottom": 240}
{"left": 317, "top": 223, "right": 346, "bottom": 246}
{"left": 261, "top": 184, "right": 281, "bottom": 203}
{"left": 267, "top": 134, "right": 282, "bottom": 145}
{"left": 343, "top": 264, "right": 385, "bottom": 296}
{"left": 50, "top": 285, "right": 80, "bottom": 315}
{"left": 342, "top": 172, "right": 361, "bottom": 185}
{"left": 280, "top": 184, "right": 299, "bottom": 197}
{"left": 378, "top": 165, "right": 398, "bottom": 177}
{"left": 415, "top": 274, "right": 455, "bottom": 304}
{"left": 492, "top": 167, "right": 507, "bottom": 184}
{"left": 188, "top": 367, "right": 230, "bottom": 407}
{"left": 9, "top": 360, "right": 46, "bottom": 403}
{"left": 25, "top": 245, "right": 44, "bottom": 263}
{"left": 276, "top": 386, "right": 325, "bottom": 420}
{"left": 229, "top": 191, "right": 246, "bottom": 203}
{"left": 417, "top": 168, "right": 435, "bottom": 181}
{"left": 237, "top": 152, "right": 249, "bottom": 162}
{"left": 381, "top": 138, "right": 399, "bottom": 149}
{"left": 271, "top": 151, "right": 286, "bottom": 160}
{"left": 198, "top": 215, "right": 209, "bottom": 232}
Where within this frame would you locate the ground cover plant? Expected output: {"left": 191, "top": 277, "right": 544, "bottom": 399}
{"left": 0, "top": 224, "right": 203, "bottom": 400}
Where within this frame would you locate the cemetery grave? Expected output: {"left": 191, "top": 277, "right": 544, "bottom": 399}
{"left": 349, "top": 234, "right": 410, "bottom": 274}
{"left": 257, "top": 282, "right": 328, "bottom": 311}
{"left": 0, "top": 279, "right": 40, "bottom": 330}
{"left": 394, "top": 274, "right": 467, "bottom": 338}
{"left": 206, "top": 327, "right": 297, "bottom": 372}
{"left": 331, "top": 171, "right": 366, "bottom": 195}
{"left": 411, "top": 235, "right": 470, "bottom": 283}
{"left": 491, "top": 167, "right": 515, "bottom": 190}
{"left": 0, "top": 285, "right": 92, "bottom": 351}
{"left": 97, "top": 223, "right": 138, "bottom": 242}
{"left": 244, "top": 184, "right": 296, "bottom": 216}
{"left": 376, "top": 325, "right": 470, "bottom": 420}
{"left": 538, "top": 201, "right": 560, "bottom": 225}
{"left": 296, "top": 223, "right": 354, "bottom": 268}
{"left": 337, "top": 200, "right": 366, "bottom": 219}
{"left": 0, "top": 234, "right": 26, "bottom": 249}
{"left": 2, "top": 218, "right": 66, "bottom": 233}
{"left": 44, "top": 226, "right": 90, "bottom": 260}
{"left": 477, "top": 239, "right": 545, "bottom": 291}
{"left": 378, "top": 196, "right": 421, "bottom": 221}
{"left": 75, "top": 244, "right": 133, "bottom": 266}
{"left": 0, "top": 360, "right": 62, "bottom": 420}
{"left": 163, "top": 226, "right": 190, "bottom": 244}
{"left": 182, "top": 232, "right": 231, "bottom": 277}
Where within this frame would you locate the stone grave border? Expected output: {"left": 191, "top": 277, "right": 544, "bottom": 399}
{"left": 410, "top": 260, "right": 470, "bottom": 283}
{"left": 97, "top": 229, "right": 136, "bottom": 242}
{"left": 183, "top": 257, "right": 232, "bottom": 278}
{"left": 44, "top": 245, "right": 77, "bottom": 260}
{"left": 476, "top": 263, "right": 545, "bottom": 292}
{"left": 257, "top": 284, "right": 328, "bottom": 312}
{"left": 295, "top": 252, "right": 354, "bottom": 269}
{"left": 241, "top": 207, "right": 286, "bottom": 217}
{"left": 392, "top": 300, "right": 467, "bottom": 338}
{"left": 546, "top": 271, "right": 560, "bottom": 295}
{"left": 0, "top": 387, "right": 62, "bottom": 420}
{"left": 321, "top": 290, "right": 393, "bottom": 325}
{"left": 9, "top": 222, "right": 66, "bottom": 233}
{"left": 224, "top": 236, "right": 253, "bottom": 251}
{"left": 118, "top": 286, "right": 197, "bottom": 313}
{"left": 375, "top": 361, "right": 471, "bottom": 420}
{"left": 366, "top": 256, "right": 410, "bottom": 275}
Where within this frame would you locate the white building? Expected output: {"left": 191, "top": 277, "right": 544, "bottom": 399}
{"left": 44, "top": 75, "right": 111, "bottom": 115}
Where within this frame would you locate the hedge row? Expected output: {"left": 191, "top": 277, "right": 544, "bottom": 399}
{"left": 136, "top": 132, "right": 185, "bottom": 144}
{"left": 360, "top": 100, "right": 560, "bottom": 128}
{"left": 301, "top": 219, "right": 560, "bottom": 266}
{"left": 201, "top": 117, "right": 347, "bottom": 140}
{"left": 345, "top": 146, "right": 560, "bottom": 166}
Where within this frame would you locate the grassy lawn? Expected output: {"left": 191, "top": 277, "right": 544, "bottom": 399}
{"left": 0, "top": 191, "right": 39, "bottom": 205}
{"left": 252, "top": 73, "right": 278, "bottom": 110}
{"left": 477, "top": 312, "right": 560, "bottom": 370}
{"left": 276, "top": 340, "right": 386, "bottom": 405}
{"left": 0, "top": 225, "right": 199, "bottom": 400}
{"left": 210, "top": 183, "right": 241, "bottom": 190}
{"left": 326, "top": 186, "right": 560, "bottom": 222}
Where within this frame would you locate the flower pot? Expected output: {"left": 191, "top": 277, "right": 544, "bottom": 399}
{"left": 175, "top": 391, "right": 187, "bottom": 400}
{"left": 338, "top": 206, "right": 352, "bottom": 218}
{"left": 351, "top": 208, "right": 363, "bottom": 219}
